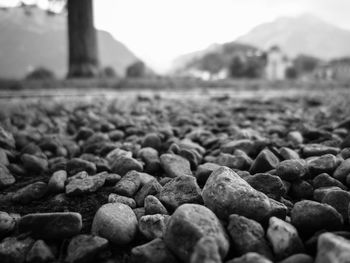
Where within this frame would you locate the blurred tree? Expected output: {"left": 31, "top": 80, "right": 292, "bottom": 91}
{"left": 293, "top": 55, "right": 321, "bottom": 75}
{"left": 285, "top": 66, "right": 298, "bottom": 79}
{"left": 101, "top": 66, "right": 118, "bottom": 78}
{"left": 229, "top": 56, "right": 246, "bottom": 78}
{"left": 199, "top": 53, "right": 224, "bottom": 75}
{"left": 25, "top": 67, "right": 55, "bottom": 80}
{"left": 126, "top": 61, "right": 146, "bottom": 78}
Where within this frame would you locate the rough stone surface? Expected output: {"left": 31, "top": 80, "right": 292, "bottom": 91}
{"left": 135, "top": 179, "right": 162, "bottom": 207}
{"left": 190, "top": 236, "right": 221, "bottom": 263}
{"left": 0, "top": 164, "right": 15, "bottom": 189}
{"left": 12, "top": 182, "right": 48, "bottom": 204}
{"left": 66, "top": 174, "right": 105, "bottom": 196}
{"left": 246, "top": 173, "right": 286, "bottom": 200}
{"left": 0, "top": 236, "right": 34, "bottom": 263}
{"left": 0, "top": 211, "right": 15, "bottom": 239}
{"left": 139, "top": 214, "right": 169, "bottom": 240}
{"left": 276, "top": 159, "right": 308, "bottom": 181}
{"left": 26, "top": 239, "right": 54, "bottom": 263}
{"left": 48, "top": 170, "right": 67, "bottom": 194}
{"left": 144, "top": 195, "right": 168, "bottom": 215}
{"left": 160, "top": 153, "right": 192, "bottom": 178}
{"left": 108, "top": 193, "right": 136, "bottom": 208}
{"left": 315, "top": 232, "right": 350, "bottom": 263}
{"left": 226, "top": 252, "right": 273, "bottom": 263}
{"left": 249, "top": 149, "right": 279, "bottom": 174}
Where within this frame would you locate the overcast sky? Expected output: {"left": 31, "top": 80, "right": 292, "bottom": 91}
{"left": 1, "top": 0, "right": 350, "bottom": 72}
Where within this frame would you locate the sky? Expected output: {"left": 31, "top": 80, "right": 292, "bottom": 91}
{"left": 1, "top": 0, "right": 350, "bottom": 72}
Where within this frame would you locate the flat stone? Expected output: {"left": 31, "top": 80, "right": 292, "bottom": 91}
{"left": 302, "top": 144, "right": 340, "bottom": 157}
{"left": 12, "top": 182, "right": 48, "bottom": 204}
{"left": 160, "top": 153, "right": 192, "bottom": 178}
{"left": 66, "top": 158, "right": 97, "bottom": 176}
{"left": 139, "top": 214, "right": 169, "bottom": 240}
{"left": 315, "top": 232, "right": 350, "bottom": 263}
{"left": 18, "top": 212, "right": 82, "bottom": 239}
{"left": 26, "top": 239, "right": 55, "bottom": 263}
{"left": 66, "top": 174, "right": 105, "bottom": 196}
{"left": 164, "top": 204, "right": 229, "bottom": 263}
{"left": 91, "top": 203, "right": 138, "bottom": 245}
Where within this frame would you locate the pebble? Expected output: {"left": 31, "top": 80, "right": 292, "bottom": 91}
{"left": 315, "top": 232, "right": 350, "bottom": 263}
{"left": 0, "top": 164, "right": 15, "bottom": 189}
{"left": 108, "top": 193, "right": 136, "bottom": 208}
{"left": 111, "top": 156, "right": 143, "bottom": 176}
{"left": 302, "top": 144, "right": 340, "bottom": 157}
{"left": 138, "top": 147, "right": 161, "bottom": 174}
{"left": 0, "top": 127, "right": 15, "bottom": 150}
{"left": 144, "top": 195, "right": 168, "bottom": 215}
{"left": 113, "top": 170, "right": 142, "bottom": 197}
{"left": 333, "top": 158, "right": 350, "bottom": 183}
{"left": 66, "top": 174, "right": 105, "bottom": 196}
{"left": 66, "top": 158, "right": 97, "bottom": 176}
{"left": 21, "top": 153, "right": 48, "bottom": 174}
{"left": 312, "top": 173, "right": 347, "bottom": 190}
{"left": 142, "top": 133, "right": 162, "bottom": 151}
{"left": 226, "top": 252, "right": 273, "bottom": 263}
{"left": 158, "top": 175, "right": 203, "bottom": 211}
{"left": 291, "top": 200, "right": 343, "bottom": 236}
{"left": 322, "top": 189, "right": 350, "bottom": 223}
{"left": 0, "top": 211, "right": 15, "bottom": 238}
{"left": 313, "top": 186, "right": 342, "bottom": 202}
{"left": 290, "top": 180, "right": 313, "bottom": 200}
{"left": 139, "top": 214, "right": 169, "bottom": 240}
{"left": 307, "top": 154, "right": 339, "bottom": 177}
{"left": 249, "top": 148, "right": 279, "bottom": 174}
{"left": 227, "top": 214, "right": 272, "bottom": 259}
{"left": 26, "top": 239, "right": 54, "bottom": 263}
{"left": 276, "top": 159, "right": 308, "bottom": 181}
{"left": 164, "top": 204, "right": 229, "bottom": 263}
{"left": 0, "top": 236, "right": 34, "bottom": 263}
{"left": 246, "top": 173, "right": 286, "bottom": 200}
{"left": 190, "top": 236, "right": 221, "bottom": 263}
{"left": 12, "top": 181, "right": 48, "bottom": 204}
{"left": 202, "top": 166, "right": 271, "bottom": 221}
{"left": 48, "top": 170, "right": 67, "bottom": 193}
{"left": 266, "top": 217, "right": 304, "bottom": 260}
{"left": 279, "top": 254, "right": 313, "bottom": 263}
{"left": 18, "top": 212, "right": 82, "bottom": 239}
{"left": 287, "top": 131, "right": 303, "bottom": 145}
{"left": 279, "top": 147, "right": 300, "bottom": 160}
{"left": 91, "top": 203, "right": 138, "bottom": 245}
{"left": 221, "top": 139, "right": 256, "bottom": 155}
{"left": 195, "top": 162, "right": 220, "bottom": 186}
{"left": 65, "top": 234, "right": 109, "bottom": 263}
{"left": 160, "top": 153, "right": 192, "bottom": 177}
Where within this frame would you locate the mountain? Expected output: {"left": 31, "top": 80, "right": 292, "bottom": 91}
{"left": 0, "top": 6, "right": 138, "bottom": 78}
{"left": 236, "top": 14, "right": 350, "bottom": 60}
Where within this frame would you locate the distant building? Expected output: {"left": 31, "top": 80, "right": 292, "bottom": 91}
{"left": 265, "top": 46, "right": 290, "bottom": 80}
{"left": 314, "top": 58, "right": 350, "bottom": 81}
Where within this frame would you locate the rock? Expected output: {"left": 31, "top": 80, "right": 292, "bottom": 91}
{"left": 142, "top": 133, "right": 162, "bottom": 151}
{"left": 302, "top": 144, "right": 340, "bottom": 157}
{"left": 160, "top": 153, "right": 192, "bottom": 178}
{"left": 144, "top": 195, "right": 168, "bottom": 215}
{"left": 276, "top": 159, "right": 308, "bottom": 181}
{"left": 135, "top": 179, "right": 162, "bottom": 207}
{"left": 249, "top": 149, "right": 279, "bottom": 174}
{"left": 18, "top": 212, "right": 82, "bottom": 239}
{"left": 0, "top": 127, "right": 15, "bottom": 150}
{"left": 21, "top": 153, "right": 48, "bottom": 174}
{"left": 195, "top": 162, "right": 220, "bottom": 186}
{"left": 279, "top": 147, "right": 300, "bottom": 160}
{"left": 290, "top": 180, "right": 313, "bottom": 200}
{"left": 279, "top": 254, "right": 313, "bottom": 263}
{"left": 322, "top": 189, "right": 350, "bottom": 223}
{"left": 202, "top": 167, "right": 271, "bottom": 222}
{"left": 114, "top": 170, "right": 142, "bottom": 197}
{"left": 103, "top": 173, "right": 121, "bottom": 185}
{"left": 111, "top": 156, "right": 143, "bottom": 176}
{"left": 12, "top": 182, "right": 48, "bottom": 204}
{"left": 221, "top": 139, "right": 255, "bottom": 155}
{"left": 266, "top": 217, "right": 304, "bottom": 260}
{"left": 0, "top": 211, "right": 15, "bottom": 238}
{"left": 108, "top": 193, "right": 136, "bottom": 208}
{"left": 307, "top": 154, "right": 339, "bottom": 177}
{"left": 269, "top": 198, "right": 288, "bottom": 220}
{"left": 131, "top": 238, "right": 178, "bottom": 263}
{"left": 215, "top": 152, "right": 252, "bottom": 171}
{"left": 291, "top": 200, "right": 343, "bottom": 236}
{"left": 164, "top": 204, "right": 229, "bottom": 263}
{"left": 287, "top": 131, "right": 303, "bottom": 145}
{"left": 133, "top": 207, "right": 146, "bottom": 221}
{"left": 66, "top": 158, "right": 97, "bottom": 176}
{"left": 313, "top": 173, "right": 346, "bottom": 190}
{"left": 91, "top": 203, "right": 138, "bottom": 245}
{"left": 190, "top": 236, "right": 221, "bottom": 263}
{"left": 226, "top": 252, "right": 272, "bottom": 263}
{"left": 158, "top": 175, "right": 202, "bottom": 211}
{"left": 48, "top": 170, "right": 67, "bottom": 194}
{"left": 313, "top": 186, "right": 342, "bottom": 202}
{"left": 227, "top": 214, "right": 272, "bottom": 258}
{"left": 0, "top": 236, "right": 34, "bottom": 263}
{"left": 139, "top": 214, "right": 169, "bottom": 240}
{"left": 246, "top": 173, "right": 286, "bottom": 200}
{"left": 66, "top": 174, "right": 105, "bottom": 196}
{"left": 26, "top": 239, "right": 54, "bottom": 263}
{"left": 65, "top": 234, "right": 109, "bottom": 263}
{"left": 315, "top": 232, "right": 350, "bottom": 263}
{"left": 138, "top": 147, "right": 161, "bottom": 174}
{"left": 333, "top": 158, "right": 350, "bottom": 183}
{"left": 0, "top": 164, "right": 15, "bottom": 189}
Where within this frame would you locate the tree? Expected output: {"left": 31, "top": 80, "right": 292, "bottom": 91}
{"left": 229, "top": 56, "right": 246, "bottom": 78}
{"left": 67, "top": 0, "right": 99, "bottom": 78}
{"left": 126, "top": 61, "right": 146, "bottom": 78}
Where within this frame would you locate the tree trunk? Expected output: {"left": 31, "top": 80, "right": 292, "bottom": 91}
{"left": 67, "top": 0, "right": 99, "bottom": 78}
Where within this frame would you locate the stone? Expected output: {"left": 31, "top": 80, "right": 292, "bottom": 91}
{"left": 138, "top": 147, "right": 161, "bottom": 174}
{"left": 276, "top": 159, "right": 308, "bottom": 181}
{"left": 279, "top": 254, "right": 313, "bottom": 263}
{"left": 18, "top": 212, "right": 82, "bottom": 239}
{"left": 108, "top": 193, "right": 136, "bottom": 208}
{"left": 160, "top": 153, "right": 192, "bottom": 178}
{"left": 135, "top": 179, "right": 162, "bottom": 207}
{"left": 133, "top": 207, "right": 146, "bottom": 222}
{"left": 66, "top": 174, "right": 105, "bottom": 196}
{"left": 249, "top": 149, "right": 279, "bottom": 174}
{"left": 26, "top": 239, "right": 54, "bottom": 263}
{"left": 139, "top": 214, "right": 169, "bottom": 240}
{"left": 279, "top": 147, "right": 300, "bottom": 160}
{"left": 269, "top": 198, "right": 288, "bottom": 220}
{"left": 158, "top": 175, "right": 202, "bottom": 211}
{"left": 0, "top": 236, "right": 34, "bottom": 263}
{"left": 131, "top": 238, "right": 178, "bottom": 263}
{"left": 111, "top": 156, "right": 143, "bottom": 176}
{"left": 315, "top": 232, "right": 350, "bottom": 263}
{"left": 144, "top": 195, "right": 168, "bottom": 215}
{"left": 91, "top": 203, "right": 138, "bottom": 245}
{"left": 142, "top": 133, "right": 162, "bottom": 151}
{"left": 103, "top": 173, "right": 121, "bottom": 185}
{"left": 302, "top": 144, "right": 340, "bottom": 157}
{"left": 307, "top": 154, "right": 339, "bottom": 177}
{"left": 114, "top": 170, "right": 142, "bottom": 197}
{"left": 221, "top": 139, "right": 255, "bottom": 155}
{"left": 0, "top": 164, "right": 15, "bottom": 189}
{"left": 291, "top": 200, "right": 343, "bottom": 236}
{"left": 164, "top": 204, "right": 229, "bottom": 263}
{"left": 246, "top": 173, "right": 286, "bottom": 200}
{"left": 290, "top": 180, "right": 313, "bottom": 200}
{"left": 313, "top": 173, "right": 347, "bottom": 190}
{"left": 313, "top": 186, "right": 342, "bottom": 202}
{"left": 226, "top": 252, "right": 272, "bottom": 263}
{"left": 0, "top": 149, "right": 9, "bottom": 166}
{"left": 66, "top": 158, "right": 97, "bottom": 176}
{"left": 227, "top": 214, "right": 272, "bottom": 259}
{"left": 21, "top": 153, "right": 48, "bottom": 174}
{"left": 190, "top": 236, "right": 221, "bottom": 263}
{"left": 48, "top": 170, "right": 67, "bottom": 194}
{"left": 12, "top": 182, "right": 48, "bottom": 204}
{"left": 266, "top": 217, "right": 304, "bottom": 260}
{"left": 0, "top": 127, "right": 15, "bottom": 150}
{"left": 333, "top": 158, "right": 350, "bottom": 183}
{"left": 195, "top": 162, "right": 220, "bottom": 186}
{"left": 65, "top": 234, "right": 109, "bottom": 263}
{"left": 215, "top": 152, "right": 252, "bottom": 171}
{"left": 287, "top": 131, "right": 303, "bottom": 145}
{"left": 322, "top": 189, "right": 350, "bottom": 223}
{"left": 0, "top": 211, "right": 15, "bottom": 238}
{"left": 202, "top": 167, "right": 271, "bottom": 222}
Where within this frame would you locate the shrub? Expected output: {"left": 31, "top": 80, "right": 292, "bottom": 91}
{"left": 25, "top": 67, "right": 55, "bottom": 80}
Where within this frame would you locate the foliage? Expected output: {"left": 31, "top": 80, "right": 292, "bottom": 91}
{"left": 198, "top": 52, "right": 224, "bottom": 74}
{"left": 101, "top": 66, "right": 118, "bottom": 78}
{"left": 293, "top": 55, "right": 321, "bottom": 75}
{"left": 285, "top": 67, "right": 298, "bottom": 79}
{"left": 229, "top": 55, "right": 265, "bottom": 79}
{"left": 25, "top": 67, "right": 55, "bottom": 80}
{"left": 126, "top": 61, "right": 146, "bottom": 78}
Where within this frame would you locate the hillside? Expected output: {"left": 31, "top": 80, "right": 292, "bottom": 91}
{"left": 0, "top": 6, "right": 138, "bottom": 78}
